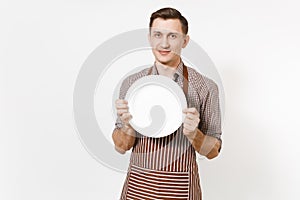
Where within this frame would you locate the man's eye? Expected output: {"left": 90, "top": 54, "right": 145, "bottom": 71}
{"left": 169, "top": 34, "right": 177, "bottom": 39}
{"left": 154, "top": 33, "right": 161, "bottom": 38}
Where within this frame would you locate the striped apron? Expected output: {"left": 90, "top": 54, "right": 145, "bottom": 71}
{"left": 120, "top": 65, "right": 202, "bottom": 199}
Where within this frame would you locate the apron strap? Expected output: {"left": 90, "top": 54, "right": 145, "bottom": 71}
{"left": 147, "top": 67, "right": 152, "bottom": 75}
{"left": 182, "top": 64, "right": 189, "bottom": 102}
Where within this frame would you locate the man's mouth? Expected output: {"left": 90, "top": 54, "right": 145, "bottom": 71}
{"left": 158, "top": 50, "right": 171, "bottom": 55}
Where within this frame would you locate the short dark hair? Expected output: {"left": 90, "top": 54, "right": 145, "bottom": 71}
{"left": 149, "top": 7, "right": 188, "bottom": 34}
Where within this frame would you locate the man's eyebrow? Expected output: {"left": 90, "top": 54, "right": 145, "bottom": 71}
{"left": 152, "top": 30, "right": 179, "bottom": 35}
{"left": 152, "top": 30, "right": 162, "bottom": 33}
{"left": 167, "top": 32, "right": 179, "bottom": 35}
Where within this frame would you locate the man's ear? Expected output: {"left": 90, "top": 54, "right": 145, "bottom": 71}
{"left": 182, "top": 35, "right": 190, "bottom": 48}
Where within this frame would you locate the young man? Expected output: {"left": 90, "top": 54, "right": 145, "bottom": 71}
{"left": 112, "top": 7, "right": 222, "bottom": 199}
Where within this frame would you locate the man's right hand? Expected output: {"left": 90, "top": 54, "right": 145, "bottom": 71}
{"left": 112, "top": 99, "right": 136, "bottom": 154}
{"left": 115, "top": 99, "right": 132, "bottom": 127}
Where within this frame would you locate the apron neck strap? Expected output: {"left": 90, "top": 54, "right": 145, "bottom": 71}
{"left": 182, "top": 64, "right": 189, "bottom": 100}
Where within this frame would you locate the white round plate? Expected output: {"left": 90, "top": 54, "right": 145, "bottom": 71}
{"left": 125, "top": 75, "right": 187, "bottom": 138}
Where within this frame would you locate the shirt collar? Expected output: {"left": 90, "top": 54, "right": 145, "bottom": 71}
{"left": 152, "top": 60, "right": 184, "bottom": 81}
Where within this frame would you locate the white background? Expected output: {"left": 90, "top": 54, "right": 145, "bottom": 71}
{"left": 1, "top": 0, "right": 300, "bottom": 199}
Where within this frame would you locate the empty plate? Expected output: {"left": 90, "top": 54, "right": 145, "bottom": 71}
{"left": 125, "top": 75, "right": 187, "bottom": 138}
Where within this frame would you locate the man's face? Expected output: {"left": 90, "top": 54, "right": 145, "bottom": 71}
{"left": 149, "top": 18, "right": 189, "bottom": 67}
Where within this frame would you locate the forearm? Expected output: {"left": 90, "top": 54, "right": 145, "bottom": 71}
{"left": 112, "top": 125, "right": 136, "bottom": 154}
{"left": 186, "top": 129, "right": 221, "bottom": 159}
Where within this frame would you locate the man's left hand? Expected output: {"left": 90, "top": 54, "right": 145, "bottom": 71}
{"left": 182, "top": 107, "right": 200, "bottom": 138}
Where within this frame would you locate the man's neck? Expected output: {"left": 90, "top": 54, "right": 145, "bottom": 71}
{"left": 155, "top": 60, "right": 180, "bottom": 78}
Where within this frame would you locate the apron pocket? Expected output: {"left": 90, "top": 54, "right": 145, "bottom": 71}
{"left": 126, "top": 164, "right": 189, "bottom": 200}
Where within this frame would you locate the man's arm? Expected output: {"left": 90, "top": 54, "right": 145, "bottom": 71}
{"left": 112, "top": 99, "right": 136, "bottom": 154}
{"left": 182, "top": 107, "right": 221, "bottom": 159}
{"left": 183, "top": 79, "right": 223, "bottom": 159}
{"left": 185, "top": 128, "right": 221, "bottom": 159}
{"left": 112, "top": 125, "right": 136, "bottom": 154}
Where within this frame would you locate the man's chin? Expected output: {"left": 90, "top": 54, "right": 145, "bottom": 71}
{"left": 155, "top": 56, "right": 171, "bottom": 64}
{"left": 156, "top": 59, "right": 171, "bottom": 65}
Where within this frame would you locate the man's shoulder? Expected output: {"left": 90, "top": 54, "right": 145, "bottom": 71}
{"left": 186, "top": 66, "right": 219, "bottom": 93}
{"left": 121, "top": 67, "right": 150, "bottom": 86}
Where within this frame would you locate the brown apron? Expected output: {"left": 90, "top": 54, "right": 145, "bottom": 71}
{"left": 120, "top": 65, "right": 202, "bottom": 200}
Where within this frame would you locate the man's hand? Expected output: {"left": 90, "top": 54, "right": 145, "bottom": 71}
{"left": 112, "top": 99, "right": 136, "bottom": 154}
{"left": 182, "top": 107, "right": 220, "bottom": 159}
{"left": 115, "top": 99, "right": 132, "bottom": 129}
{"left": 182, "top": 107, "right": 200, "bottom": 138}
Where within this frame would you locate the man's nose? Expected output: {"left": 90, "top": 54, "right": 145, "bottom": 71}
{"left": 160, "top": 36, "right": 170, "bottom": 48}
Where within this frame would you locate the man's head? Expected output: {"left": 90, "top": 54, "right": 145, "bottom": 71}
{"left": 149, "top": 7, "right": 188, "bottom": 35}
{"left": 148, "top": 7, "right": 190, "bottom": 67}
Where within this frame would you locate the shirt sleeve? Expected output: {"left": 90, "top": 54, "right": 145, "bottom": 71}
{"left": 198, "top": 81, "right": 222, "bottom": 147}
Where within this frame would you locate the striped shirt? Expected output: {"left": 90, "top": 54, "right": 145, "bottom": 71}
{"left": 115, "top": 61, "right": 222, "bottom": 199}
